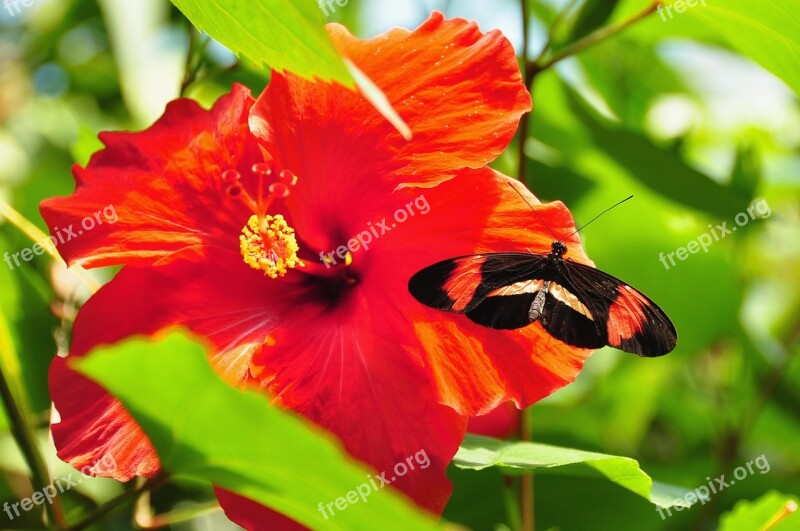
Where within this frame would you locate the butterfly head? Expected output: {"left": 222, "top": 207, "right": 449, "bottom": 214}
{"left": 550, "top": 241, "right": 567, "bottom": 258}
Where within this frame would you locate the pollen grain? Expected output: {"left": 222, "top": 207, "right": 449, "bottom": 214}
{"left": 239, "top": 214, "right": 303, "bottom": 279}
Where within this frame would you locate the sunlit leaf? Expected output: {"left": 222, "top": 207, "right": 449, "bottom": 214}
{"left": 170, "top": 0, "right": 352, "bottom": 86}
{"left": 616, "top": 0, "right": 800, "bottom": 95}
{"left": 568, "top": 0, "right": 622, "bottom": 42}
{"left": 730, "top": 144, "right": 762, "bottom": 199}
{"left": 0, "top": 232, "right": 58, "bottom": 415}
{"left": 719, "top": 491, "right": 799, "bottom": 531}
{"left": 565, "top": 87, "right": 753, "bottom": 218}
{"left": 577, "top": 37, "right": 687, "bottom": 128}
{"left": 454, "top": 435, "right": 697, "bottom": 509}
{"left": 70, "top": 125, "right": 104, "bottom": 167}
{"left": 691, "top": 0, "right": 800, "bottom": 96}
{"left": 73, "top": 331, "right": 441, "bottom": 530}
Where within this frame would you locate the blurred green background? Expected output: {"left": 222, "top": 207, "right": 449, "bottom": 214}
{"left": 0, "top": 0, "right": 798, "bottom": 529}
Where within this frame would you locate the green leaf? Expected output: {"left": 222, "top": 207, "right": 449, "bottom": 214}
{"left": 344, "top": 59, "right": 411, "bottom": 140}
{"left": 569, "top": 0, "right": 622, "bottom": 42}
{"left": 719, "top": 491, "right": 799, "bottom": 531}
{"left": 0, "top": 304, "right": 14, "bottom": 432}
{"left": 454, "top": 435, "right": 697, "bottom": 509}
{"left": 0, "top": 231, "right": 58, "bottom": 415}
{"left": 170, "top": 0, "right": 352, "bottom": 86}
{"left": 577, "top": 37, "right": 688, "bottom": 128}
{"left": 730, "top": 144, "right": 762, "bottom": 199}
{"left": 443, "top": 466, "right": 513, "bottom": 530}
{"left": 690, "top": 0, "right": 800, "bottom": 96}
{"left": 525, "top": 157, "right": 596, "bottom": 205}
{"left": 70, "top": 125, "right": 104, "bottom": 167}
{"left": 564, "top": 87, "right": 753, "bottom": 218}
{"left": 73, "top": 331, "right": 440, "bottom": 531}
{"left": 616, "top": 0, "right": 800, "bottom": 96}
{"left": 528, "top": 71, "right": 745, "bottom": 354}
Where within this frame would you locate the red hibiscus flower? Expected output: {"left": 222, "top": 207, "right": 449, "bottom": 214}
{"left": 468, "top": 402, "right": 521, "bottom": 439}
{"left": 41, "top": 12, "right": 594, "bottom": 528}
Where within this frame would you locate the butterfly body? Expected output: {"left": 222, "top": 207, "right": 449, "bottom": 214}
{"left": 408, "top": 240, "right": 677, "bottom": 357}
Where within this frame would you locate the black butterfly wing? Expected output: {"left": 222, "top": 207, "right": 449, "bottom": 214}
{"left": 528, "top": 280, "right": 609, "bottom": 348}
{"left": 456, "top": 257, "right": 607, "bottom": 341}
{"left": 408, "top": 253, "right": 547, "bottom": 315}
{"left": 545, "top": 259, "right": 677, "bottom": 357}
{"left": 409, "top": 252, "right": 677, "bottom": 357}
{"left": 461, "top": 288, "right": 540, "bottom": 330}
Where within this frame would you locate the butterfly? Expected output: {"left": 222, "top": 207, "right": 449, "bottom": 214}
{"left": 408, "top": 192, "right": 677, "bottom": 357}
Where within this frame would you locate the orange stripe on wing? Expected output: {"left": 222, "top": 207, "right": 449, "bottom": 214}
{"left": 607, "top": 285, "right": 647, "bottom": 347}
{"left": 444, "top": 256, "right": 488, "bottom": 311}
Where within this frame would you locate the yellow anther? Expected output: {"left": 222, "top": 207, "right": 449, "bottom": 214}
{"left": 239, "top": 214, "right": 303, "bottom": 279}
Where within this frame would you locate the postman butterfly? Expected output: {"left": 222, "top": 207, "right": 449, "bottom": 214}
{"left": 408, "top": 187, "right": 677, "bottom": 357}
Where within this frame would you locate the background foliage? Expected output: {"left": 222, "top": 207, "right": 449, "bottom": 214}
{"left": 0, "top": 0, "right": 798, "bottom": 529}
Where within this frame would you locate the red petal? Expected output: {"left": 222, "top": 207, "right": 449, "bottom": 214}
{"left": 357, "top": 167, "right": 594, "bottom": 416}
{"left": 467, "top": 402, "right": 520, "bottom": 439}
{"left": 58, "top": 253, "right": 465, "bottom": 527}
{"left": 40, "top": 84, "right": 262, "bottom": 268}
{"left": 214, "top": 488, "right": 304, "bottom": 531}
{"left": 250, "top": 12, "right": 531, "bottom": 247}
{"left": 249, "top": 305, "right": 467, "bottom": 516}
{"left": 71, "top": 248, "right": 297, "bottom": 375}
{"left": 49, "top": 358, "right": 159, "bottom": 481}
{"left": 217, "top": 168, "right": 590, "bottom": 525}
{"left": 328, "top": 11, "right": 531, "bottom": 179}
{"left": 51, "top": 248, "right": 294, "bottom": 478}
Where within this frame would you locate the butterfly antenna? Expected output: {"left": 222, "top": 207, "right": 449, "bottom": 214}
{"left": 568, "top": 195, "right": 633, "bottom": 238}
{"left": 507, "top": 182, "right": 560, "bottom": 241}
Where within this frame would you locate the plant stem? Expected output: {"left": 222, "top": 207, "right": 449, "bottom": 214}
{"left": 180, "top": 30, "right": 211, "bottom": 97}
{"left": 530, "top": 1, "right": 662, "bottom": 74}
{"left": 520, "top": 407, "right": 534, "bottom": 531}
{"left": 518, "top": 0, "right": 533, "bottom": 181}
{"left": 0, "top": 326, "right": 68, "bottom": 529}
{"left": 136, "top": 500, "right": 221, "bottom": 528}
{"left": 517, "top": 3, "right": 534, "bottom": 522}
{"left": 67, "top": 474, "right": 168, "bottom": 531}
{"left": 693, "top": 323, "right": 800, "bottom": 531}
{"left": 502, "top": 475, "right": 523, "bottom": 531}
{"left": 519, "top": 0, "right": 661, "bottom": 181}
{"left": 515, "top": 2, "right": 663, "bottom": 527}
{"left": 532, "top": 0, "right": 581, "bottom": 66}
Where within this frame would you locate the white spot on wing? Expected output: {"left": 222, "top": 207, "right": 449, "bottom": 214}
{"left": 487, "top": 279, "right": 545, "bottom": 297}
{"left": 549, "top": 283, "right": 594, "bottom": 321}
